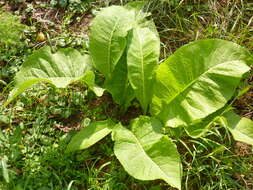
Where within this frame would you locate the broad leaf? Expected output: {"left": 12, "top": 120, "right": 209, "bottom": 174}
{"left": 125, "top": 2, "right": 158, "bottom": 37}
{"left": 113, "top": 116, "right": 182, "bottom": 189}
{"left": 105, "top": 53, "right": 135, "bottom": 111}
{"left": 127, "top": 27, "right": 160, "bottom": 113}
{"left": 89, "top": 6, "right": 135, "bottom": 80}
{"left": 5, "top": 46, "right": 91, "bottom": 106}
{"left": 1, "top": 156, "right": 9, "bottom": 183}
{"left": 66, "top": 120, "right": 116, "bottom": 153}
{"left": 82, "top": 71, "right": 104, "bottom": 97}
{"left": 125, "top": 1, "right": 151, "bottom": 24}
{"left": 152, "top": 39, "right": 251, "bottom": 127}
{"left": 185, "top": 85, "right": 251, "bottom": 138}
{"left": 185, "top": 117, "right": 216, "bottom": 139}
{"left": 185, "top": 105, "right": 231, "bottom": 138}
{"left": 222, "top": 111, "right": 253, "bottom": 146}
{"left": 125, "top": 1, "right": 146, "bottom": 11}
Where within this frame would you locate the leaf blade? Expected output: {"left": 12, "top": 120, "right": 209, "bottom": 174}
{"left": 152, "top": 39, "right": 251, "bottom": 127}
{"left": 82, "top": 71, "right": 105, "bottom": 97}
{"left": 89, "top": 6, "right": 135, "bottom": 79}
{"left": 222, "top": 111, "right": 253, "bottom": 146}
{"left": 185, "top": 105, "right": 231, "bottom": 138}
{"left": 66, "top": 120, "right": 116, "bottom": 153}
{"left": 1, "top": 156, "right": 9, "bottom": 183}
{"left": 113, "top": 117, "right": 182, "bottom": 189}
{"left": 127, "top": 27, "right": 160, "bottom": 113}
{"left": 105, "top": 52, "right": 135, "bottom": 110}
{"left": 5, "top": 46, "right": 91, "bottom": 105}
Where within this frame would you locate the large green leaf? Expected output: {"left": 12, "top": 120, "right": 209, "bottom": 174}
{"left": 124, "top": 1, "right": 158, "bottom": 37}
{"left": 82, "top": 71, "right": 105, "bottom": 97}
{"left": 127, "top": 27, "right": 160, "bottom": 113}
{"left": 1, "top": 156, "right": 9, "bottom": 183}
{"left": 125, "top": 1, "right": 146, "bottom": 11}
{"left": 113, "top": 116, "right": 182, "bottom": 189}
{"left": 184, "top": 114, "right": 218, "bottom": 139}
{"left": 185, "top": 105, "right": 232, "bottom": 138}
{"left": 125, "top": 1, "right": 151, "bottom": 25}
{"left": 66, "top": 120, "right": 116, "bottom": 153}
{"left": 185, "top": 85, "right": 251, "bottom": 138}
{"left": 222, "top": 111, "right": 253, "bottom": 146}
{"left": 5, "top": 46, "right": 91, "bottom": 106}
{"left": 152, "top": 39, "right": 251, "bottom": 127}
{"left": 105, "top": 53, "right": 135, "bottom": 111}
{"left": 89, "top": 6, "right": 135, "bottom": 80}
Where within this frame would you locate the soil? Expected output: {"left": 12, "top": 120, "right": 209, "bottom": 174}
{"left": 1, "top": 0, "right": 93, "bottom": 36}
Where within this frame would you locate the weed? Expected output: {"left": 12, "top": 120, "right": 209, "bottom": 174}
{"left": 0, "top": 10, "right": 27, "bottom": 82}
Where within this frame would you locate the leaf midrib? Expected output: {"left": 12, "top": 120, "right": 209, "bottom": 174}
{"left": 107, "top": 18, "right": 120, "bottom": 77}
{"left": 130, "top": 130, "right": 170, "bottom": 182}
{"left": 136, "top": 29, "right": 146, "bottom": 111}
{"left": 162, "top": 60, "right": 244, "bottom": 106}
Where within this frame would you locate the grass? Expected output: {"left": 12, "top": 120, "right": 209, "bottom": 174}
{"left": 145, "top": 0, "right": 253, "bottom": 58}
{"left": 0, "top": 0, "right": 253, "bottom": 189}
{"left": 179, "top": 127, "right": 253, "bottom": 190}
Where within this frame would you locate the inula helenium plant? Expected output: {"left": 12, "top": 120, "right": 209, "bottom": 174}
{"left": 5, "top": 4, "right": 253, "bottom": 190}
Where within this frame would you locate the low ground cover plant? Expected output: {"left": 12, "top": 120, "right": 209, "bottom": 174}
{"left": 0, "top": 9, "right": 27, "bottom": 84}
{"left": 4, "top": 4, "right": 253, "bottom": 190}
